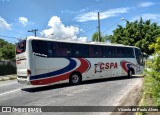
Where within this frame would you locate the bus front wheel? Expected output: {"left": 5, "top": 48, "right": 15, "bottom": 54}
{"left": 128, "top": 69, "right": 132, "bottom": 78}
{"left": 69, "top": 73, "right": 81, "bottom": 85}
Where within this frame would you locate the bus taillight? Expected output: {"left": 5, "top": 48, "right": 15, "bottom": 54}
{"left": 27, "top": 69, "right": 31, "bottom": 76}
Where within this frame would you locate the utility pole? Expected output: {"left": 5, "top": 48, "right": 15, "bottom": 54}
{"left": 98, "top": 12, "right": 101, "bottom": 42}
{"left": 28, "top": 29, "right": 38, "bottom": 37}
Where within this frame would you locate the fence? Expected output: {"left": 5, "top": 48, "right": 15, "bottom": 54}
{"left": 0, "top": 60, "right": 16, "bottom": 76}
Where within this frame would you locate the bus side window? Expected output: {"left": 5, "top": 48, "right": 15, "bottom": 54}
{"left": 121, "top": 47, "right": 126, "bottom": 58}
{"left": 115, "top": 47, "right": 123, "bottom": 58}
{"left": 101, "top": 47, "right": 106, "bottom": 58}
{"left": 66, "top": 43, "right": 72, "bottom": 57}
{"left": 89, "top": 46, "right": 94, "bottom": 57}
{"left": 32, "top": 40, "right": 47, "bottom": 56}
{"left": 89, "top": 46, "right": 102, "bottom": 58}
{"left": 89, "top": 46, "right": 98, "bottom": 58}
{"left": 55, "top": 43, "right": 61, "bottom": 57}
{"left": 60, "top": 43, "right": 72, "bottom": 57}
{"left": 47, "top": 42, "right": 53, "bottom": 57}
{"left": 108, "top": 47, "right": 114, "bottom": 57}
{"left": 72, "top": 44, "right": 82, "bottom": 57}
{"left": 60, "top": 44, "right": 67, "bottom": 57}
{"left": 97, "top": 46, "right": 102, "bottom": 57}
{"left": 83, "top": 45, "right": 89, "bottom": 57}
{"left": 39, "top": 41, "right": 47, "bottom": 56}
{"left": 52, "top": 42, "right": 57, "bottom": 57}
{"left": 126, "top": 48, "right": 134, "bottom": 58}
{"left": 103, "top": 46, "right": 112, "bottom": 58}
{"left": 62, "top": 48, "right": 67, "bottom": 56}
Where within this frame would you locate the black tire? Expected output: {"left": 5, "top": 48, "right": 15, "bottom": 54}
{"left": 128, "top": 69, "right": 132, "bottom": 78}
{"left": 69, "top": 73, "right": 81, "bottom": 85}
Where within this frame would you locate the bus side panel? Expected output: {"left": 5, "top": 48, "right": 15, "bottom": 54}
{"left": 83, "top": 58, "right": 139, "bottom": 79}
{"left": 82, "top": 58, "right": 118, "bottom": 80}
{"left": 30, "top": 57, "right": 82, "bottom": 85}
{"left": 29, "top": 57, "right": 140, "bottom": 85}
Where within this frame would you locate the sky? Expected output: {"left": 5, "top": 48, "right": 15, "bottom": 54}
{"left": 0, "top": 0, "right": 160, "bottom": 43}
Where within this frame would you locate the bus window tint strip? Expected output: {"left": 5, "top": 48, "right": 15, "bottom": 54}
{"left": 31, "top": 40, "right": 135, "bottom": 58}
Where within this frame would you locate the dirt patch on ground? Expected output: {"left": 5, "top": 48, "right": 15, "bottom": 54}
{"left": 111, "top": 78, "right": 143, "bottom": 115}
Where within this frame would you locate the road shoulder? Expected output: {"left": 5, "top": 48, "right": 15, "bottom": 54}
{"left": 111, "top": 77, "right": 143, "bottom": 115}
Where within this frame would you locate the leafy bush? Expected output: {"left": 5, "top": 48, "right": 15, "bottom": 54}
{"left": 0, "top": 39, "right": 15, "bottom": 60}
{"left": 143, "top": 37, "right": 160, "bottom": 106}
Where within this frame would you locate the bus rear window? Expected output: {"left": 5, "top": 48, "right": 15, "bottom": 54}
{"left": 16, "top": 40, "right": 26, "bottom": 54}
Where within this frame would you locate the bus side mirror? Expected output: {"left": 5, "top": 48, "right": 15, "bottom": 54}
{"left": 142, "top": 52, "right": 148, "bottom": 59}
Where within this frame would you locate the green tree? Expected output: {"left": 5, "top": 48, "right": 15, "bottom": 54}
{"left": 109, "top": 17, "right": 160, "bottom": 55}
{"left": 0, "top": 39, "right": 8, "bottom": 60}
{"left": 149, "top": 37, "right": 160, "bottom": 70}
{"left": 0, "top": 38, "right": 15, "bottom": 60}
{"left": 91, "top": 31, "right": 106, "bottom": 42}
{"left": 143, "top": 37, "right": 160, "bottom": 106}
{"left": 149, "top": 37, "right": 160, "bottom": 55}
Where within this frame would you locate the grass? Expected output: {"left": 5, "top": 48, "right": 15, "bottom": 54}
{"left": 9, "top": 77, "right": 16, "bottom": 80}
{"left": 136, "top": 56, "right": 160, "bottom": 115}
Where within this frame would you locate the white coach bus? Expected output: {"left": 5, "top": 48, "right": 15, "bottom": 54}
{"left": 16, "top": 36, "right": 143, "bottom": 85}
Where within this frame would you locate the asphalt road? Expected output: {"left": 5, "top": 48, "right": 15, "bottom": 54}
{"left": 0, "top": 76, "right": 143, "bottom": 115}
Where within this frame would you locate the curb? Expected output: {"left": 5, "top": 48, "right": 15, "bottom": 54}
{"left": 0, "top": 74, "right": 17, "bottom": 81}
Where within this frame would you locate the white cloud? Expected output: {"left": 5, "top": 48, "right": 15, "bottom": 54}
{"left": 41, "top": 16, "right": 87, "bottom": 42}
{"left": 138, "top": 2, "right": 154, "bottom": 7}
{"left": 75, "top": 7, "right": 130, "bottom": 22}
{"left": 62, "top": 8, "right": 89, "bottom": 14}
{"left": 0, "top": 16, "right": 11, "bottom": 30}
{"left": 19, "top": 17, "right": 28, "bottom": 26}
{"left": 131, "top": 13, "right": 160, "bottom": 21}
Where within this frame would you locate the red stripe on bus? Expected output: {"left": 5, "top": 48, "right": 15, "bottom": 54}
{"left": 121, "top": 61, "right": 128, "bottom": 73}
{"left": 30, "top": 72, "right": 71, "bottom": 85}
{"left": 75, "top": 58, "right": 90, "bottom": 73}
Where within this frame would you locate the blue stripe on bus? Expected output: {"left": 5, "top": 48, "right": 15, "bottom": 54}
{"left": 30, "top": 58, "right": 77, "bottom": 80}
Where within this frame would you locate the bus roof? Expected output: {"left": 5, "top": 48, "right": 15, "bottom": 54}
{"left": 26, "top": 36, "right": 139, "bottom": 49}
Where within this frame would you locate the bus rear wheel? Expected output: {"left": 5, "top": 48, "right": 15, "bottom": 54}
{"left": 69, "top": 73, "right": 81, "bottom": 85}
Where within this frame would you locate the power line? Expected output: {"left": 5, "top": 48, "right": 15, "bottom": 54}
{"left": 0, "top": 28, "right": 28, "bottom": 37}
{"left": 102, "top": 18, "right": 125, "bottom": 36}
{"left": 10, "top": 25, "right": 29, "bottom": 31}
{"left": 0, "top": 35, "right": 18, "bottom": 39}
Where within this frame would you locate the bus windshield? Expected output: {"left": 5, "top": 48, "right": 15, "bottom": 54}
{"left": 135, "top": 48, "right": 143, "bottom": 66}
{"left": 16, "top": 40, "right": 26, "bottom": 54}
